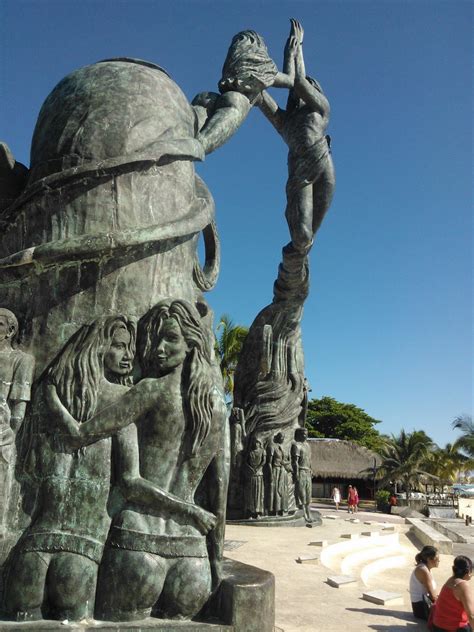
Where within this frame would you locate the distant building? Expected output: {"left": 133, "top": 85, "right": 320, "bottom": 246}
{"left": 309, "top": 438, "right": 381, "bottom": 500}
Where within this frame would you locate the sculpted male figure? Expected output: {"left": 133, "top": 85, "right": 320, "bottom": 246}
{"left": 257, "top": 20, "right": 335, "bottom": 253}
{"left": 267, "top": 432, "right": 291, "bottom": 516}
{"left": 0, "top": 308, "right": 35, "bottom": 433}
{"left": 0, "top": 308, "right": 35, "bottom": 536}
{"left": 291, "top": 427, "right": 313, "bottom": 524}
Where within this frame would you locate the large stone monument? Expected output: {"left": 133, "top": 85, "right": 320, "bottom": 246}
{"left": 0, "top": 17, "right": 333, "bottom": 629}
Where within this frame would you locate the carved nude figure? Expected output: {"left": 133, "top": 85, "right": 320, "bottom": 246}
{"left": 193, "top": 23, "right": 297, "bottom": 155}
{"left": 4, "top": 316, "right": 137, "bottom": 621}
{"left": 291, "top": 427, "right": 313, "bottom": 524}
{"left": 257, "top": 20, "right": 335, "bottom": 253}
{"left": 93, "top": 299, "right": 227, "bottom": 621}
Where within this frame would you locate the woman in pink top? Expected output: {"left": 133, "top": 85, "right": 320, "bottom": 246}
{"left": 432, "top": 555, "right": 474, "bottom": 632}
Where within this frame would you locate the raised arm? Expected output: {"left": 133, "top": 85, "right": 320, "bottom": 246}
{"left": 293, "top": 39, "right": 330, "bottom": 119}
{"left": 272, "top": 19, "right": 299, "bottom": 88}
{"left": 256, "top": 90, "right": 286, "bottom": 134}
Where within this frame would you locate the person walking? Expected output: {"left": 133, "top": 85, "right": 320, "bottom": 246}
{"left": 353, "top": 486, "right": 359, "bottom": 513}
{"left": 331, "top": 486, "right": 341, "bottom": 511}
{"left": 409, "top": 545, "right": 439, "bottom": 620}
{"left": 347, "top": 485, "right": 357, "bottom": 514}
{"left": 432, "top": 555, "right": 474, "bottom": 631}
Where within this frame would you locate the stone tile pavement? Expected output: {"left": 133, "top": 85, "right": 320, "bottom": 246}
{"left": 224, "top": 503, "right": 474, "bottom": 632}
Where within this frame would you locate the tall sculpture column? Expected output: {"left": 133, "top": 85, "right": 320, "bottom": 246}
{"left": 228, "top": 20, "right": 335, "bottom": 522}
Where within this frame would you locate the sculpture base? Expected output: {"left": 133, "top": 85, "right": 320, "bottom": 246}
{"left": 227, "top": 508, "right": 322, "bottom": 527}
{"left": 0, "top": 621, "right": 228, "bottom": 631}
{"left": 0, "top": 559, "right": 274, "bottom": 632}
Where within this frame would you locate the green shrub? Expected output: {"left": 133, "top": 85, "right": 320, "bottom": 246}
{"left": 375, "top": 490, "right": 390, "bottom": 510}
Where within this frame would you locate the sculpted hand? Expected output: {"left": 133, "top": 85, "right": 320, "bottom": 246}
{"left": 290, "top": 18, "right": 304, "bottom": 44}
{"left": 190, "top": 505, "right": 217, "bottom": 534}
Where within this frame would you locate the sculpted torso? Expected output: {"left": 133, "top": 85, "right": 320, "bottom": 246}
{"left": 117, "top": 374, "right": 222, "bottom": 537}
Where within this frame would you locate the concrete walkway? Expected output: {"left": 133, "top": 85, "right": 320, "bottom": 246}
{"left": 224, "top": 503, "right": 474, "bottom": 632}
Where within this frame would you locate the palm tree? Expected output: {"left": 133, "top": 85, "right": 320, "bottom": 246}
{"left": 425, "top": 442, "right": 472, "bottom": 490}
{"left": 452, "top": 414, "right": 474, "bottom": 457}
{"left": 215, "top": 315, "right": 248, "bottom": 401}
{"left": 377, "top": 430, "right": 436, "bottom": 500}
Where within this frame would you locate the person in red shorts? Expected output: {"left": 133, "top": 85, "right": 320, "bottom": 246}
{"left": 432, "top": 555, "right": 474, "bottom": 632}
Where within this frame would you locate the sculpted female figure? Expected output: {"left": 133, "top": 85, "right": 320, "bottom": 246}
{"left": 193, "top": 22, "right": 297, "bottom": 155}
{"left": 95, "top": 299, "right": 227, "bottom": 621}
{"left": 4, "top": 316, "right": 136, "bottom": 621}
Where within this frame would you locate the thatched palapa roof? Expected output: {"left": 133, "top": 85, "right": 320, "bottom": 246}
{"left": 309, "top": 438, "right": 381, "bottom": 480}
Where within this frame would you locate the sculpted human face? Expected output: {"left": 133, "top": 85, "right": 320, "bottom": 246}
{"left": 0, "top": 316, "right": 14, "bottom": 345}
{"left": 104, "top": 327, "right": 133, "bottom": 377}
{"left": 153, "top": 318, "right": 189, "bottom": 374}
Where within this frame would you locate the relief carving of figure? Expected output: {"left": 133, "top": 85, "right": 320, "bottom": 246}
{"left": 94, "top": 299, "right": 227, "bottom": 622}
{"left": 244, "top": 436, "right": 265, "bottom": 519}
{"left": 267, "top": 432, "right": 291, "bottom": 516}
{"left": 0, "top": 308, "right": 35, "bottom": 433}
{"left": 291, "top": 427, "right": 313, "bottom": 525}
{"left": 0, "top": 308, "right": 35, "bottom": 537}
{"left": 4, "top": 316, "right": 136, "bottom": 621}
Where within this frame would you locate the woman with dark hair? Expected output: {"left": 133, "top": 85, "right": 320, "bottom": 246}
{"left": 432, "top": 555, "right": 474, "bottom": 631}
{"left": 409, "top": 545, "right": 439, "bottom": 619}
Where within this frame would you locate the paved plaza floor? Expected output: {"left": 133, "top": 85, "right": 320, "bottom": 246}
{"left": 224, "top": 503, "right": 474, "bottom": 632}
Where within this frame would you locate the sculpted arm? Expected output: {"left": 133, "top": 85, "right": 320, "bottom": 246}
{"left": 114, "top": 425, "right": 216, "bottom": 534}
{"left": 256, "top": 91, "right": 285, "bottom": 134}
{"left": 44, "top": 379, "right": 158, "bottom": 449}
{"left": 194, "top": 91, "right": 252, "bottom": 155}
{"left": 272, "top": 19, "right": 298, "bottom": 88}
{"left": 293, "top": 39, "right": 330, "bottom": 118}
{"left": 206, "top": 406, "right": 230, "bottom": 589}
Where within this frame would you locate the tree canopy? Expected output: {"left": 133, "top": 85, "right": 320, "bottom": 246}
{"left": 376, "top": 429, "right": 436, "bottom": 498}
{"left": 214, "top": 314, "right": 248, "bottom": 400}
{"left": 305, "top": 396, "right": 383, "bottom": 450}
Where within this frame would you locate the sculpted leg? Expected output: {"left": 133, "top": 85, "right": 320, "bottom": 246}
{"left": 284, "top": 183, "right": 314, "bottom": 253}
{"left": 95, "top": 548, "right": 166, "bottom": 621}
{"left": 4, "top": 551, "right": 49, "bottom": 620}
{"left": 155, "top": 557, "right": 212, "bottom": 619}
{"left": 311, "top": 160, "right": 335, "bottom": 237}
{"left": 46, "top": 552, "right": 97, "bottom": 620}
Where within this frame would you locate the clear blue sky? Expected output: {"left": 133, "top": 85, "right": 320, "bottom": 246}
{"left": 1, "top": 0, "right": 472, "bottom": 448}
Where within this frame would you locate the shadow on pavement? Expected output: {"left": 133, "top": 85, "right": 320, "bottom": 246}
{"left": 346, "top": 607, "right": 427, "bottom": 630}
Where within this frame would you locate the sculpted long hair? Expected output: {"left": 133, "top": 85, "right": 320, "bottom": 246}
{"left": 48, "top": 316, "right": 136, "bottom": 422}
{"left": 138, "top": 299, "right": 214, "bottom": 457}
{"left": 219, "top": 30, "right": 278, "bottom": 95}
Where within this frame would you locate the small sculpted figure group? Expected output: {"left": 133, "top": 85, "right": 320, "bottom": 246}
{"left": 239, "top": 415, "right": 313, "bottom": 524}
